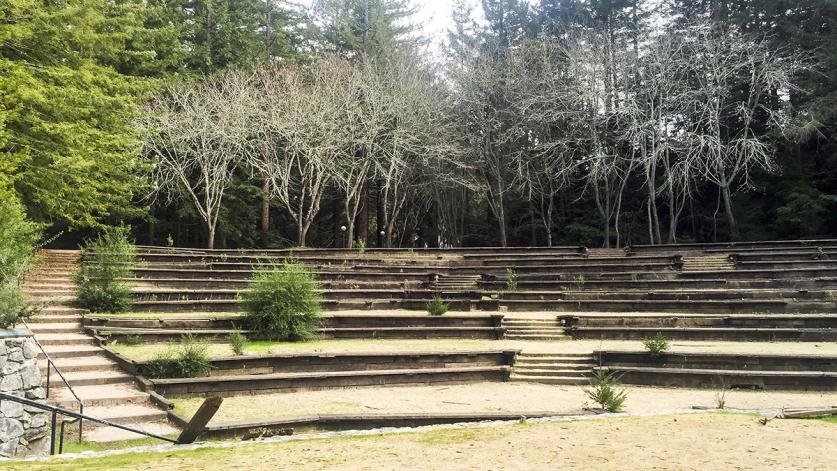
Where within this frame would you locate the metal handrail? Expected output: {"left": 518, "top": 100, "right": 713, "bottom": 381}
{"left": 23, "top": 321, "right": 85, "bottom": 440}
{"left": 0, "top": 392, "right": 178, "bottom": 455}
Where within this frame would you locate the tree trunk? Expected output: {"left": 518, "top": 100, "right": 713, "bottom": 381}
{"left": 206, "top": 223, "right": 215, "bottom": 250}
{"left": 528, "top": 200, "right": 537, "bottom": 247}
{"left": 720, "top": 184, "right": 738, "bottom": 240}
{"left": 260, "top": 177, "right": 270, "bottom": 244}
{"left": 356, "top": 180, "right": 368, "bottom": 245}
{"left": 497, "top": 197, "right": 508, "bottom": 247}
{"left": 546, "top": 196, "right": 554, "bottom": 247}
{"left": 376, "top": 181, "right": 385, "bottom": 247}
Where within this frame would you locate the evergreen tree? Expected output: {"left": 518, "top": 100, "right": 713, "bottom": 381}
{"left": 0, "top": 0, "right": 156, "bottom": 229}
{"left": 316, "top": 0, "right": 418, "bottom": 57}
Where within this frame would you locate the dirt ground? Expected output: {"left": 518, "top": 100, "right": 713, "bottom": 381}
{"left": 9, "top": 413, "right": 837, "bottom": 470}
{"left": 112, "top": 337, "right": 837, "bottom": 361}
{"left": 171, "top": 382, "right": 837, "bottom": 424}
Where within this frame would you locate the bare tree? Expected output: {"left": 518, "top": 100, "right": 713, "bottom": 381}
{"left": 506, "top": 38, "right": 580, "bottom": 247}
{"left": 372, "top": 51, "right": 463, "bottom": 247}
{"left": 622, "top": 33, "right": 693, "bottom": 244}
{"left": 250, "top": 63, "right": 341, "bottom": 247}
{"left": 563, "top": 30, "right": 639, "bottom": 248}
{"left": 140, "top": 71, "right": 259, "bottom": 249}
{"left": 450, "top": 44, "right": 518, "bottom": 247}
{"left": 681, "top": 24, "right": 806, "bottom": 239}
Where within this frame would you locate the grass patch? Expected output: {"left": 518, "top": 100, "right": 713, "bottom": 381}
{"left": 814, "top": 415, "right": 837, "bottom": 424}
{"left": 59, "top": 436, "right": 179, "bottom": 454}
{"left": 110, "top": 339, "right": 493, "bottom": 361}
{"left": 416, "top": 427, "right": 488, "bottom": 445}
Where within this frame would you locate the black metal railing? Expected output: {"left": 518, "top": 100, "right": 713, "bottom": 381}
{"left": 0, "top": 392, "right": 178, "bottom": 455}
{"left": 23, "top": 321, "right": 85, "bottom": 440}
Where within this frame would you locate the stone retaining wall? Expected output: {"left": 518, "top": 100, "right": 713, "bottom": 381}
{"left": 0, "top": 331, "right": 49, "bottom": 458}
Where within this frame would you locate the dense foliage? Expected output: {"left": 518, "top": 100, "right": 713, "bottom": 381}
{"left": 239, "top": 263, "right": 323, "bottom": 341}
{"left": 74, "top": 227, "right": 136, "bottom": 313}
{"left": 2, "top": 1, "right": 836, "bottom": 249}
{"left": 0, "top": 188, "right": 40, "bottom": 328}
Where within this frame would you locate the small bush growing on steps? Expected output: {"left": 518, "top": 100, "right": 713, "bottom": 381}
{"left": 228, "top": 328, "right": 247, "bottom": 356}
{"left": 427, "top": 292, "right": 448, "bottom": 316}
{"left": 239, "top": 263, "right": 322, "bottom": 341}
{"left": 585, "top": 370, "right": 628, "bottom": 413}
{"left": 144, "top": 335, "right": 213, "bottom": 378}
{"left": 505, "top": 268, "right": 518, "bottom": 291}
{"left": 0, "top": 188, "right": 41, "bottom": 328}
{"left": 74, "top": 227, "right": 135, "bottom": 313}
{"left": 146, "top": 348, "right": 177, "bottom": 379}
{"left": 642, "top": 332, "right": 670, "bottom": 357}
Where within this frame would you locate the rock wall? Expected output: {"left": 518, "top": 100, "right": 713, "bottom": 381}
{"left": 0, "top": 334, "right": 49, "bottom": 458}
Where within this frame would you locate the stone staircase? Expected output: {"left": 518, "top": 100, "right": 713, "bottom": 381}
{"left": 502, "top": 318, "right": 570, "bottom": 341}
{"left": 681, "top": 255, "right": 735, "bottom": 272}
{"left": 431, "top": 274, "right": 480, "bottom": 292}
{"left": 24, "top": 250, "right": 177, "bottom": 442}
{"left": 510, "top": 353, "right": 595, "bottom": 385}
{"left": 586, "top": 248, "right": 625, "bottom": 259}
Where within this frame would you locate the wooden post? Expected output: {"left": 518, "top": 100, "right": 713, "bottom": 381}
{"left": 177, "top": 396, "right": 223, "bottom": 444}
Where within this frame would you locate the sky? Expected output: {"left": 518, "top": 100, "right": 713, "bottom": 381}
{"left": 413, "top": 0, "right": 479, "bottom": 51}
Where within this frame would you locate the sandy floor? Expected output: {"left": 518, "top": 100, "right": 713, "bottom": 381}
{"left": 171, "top": 382, "right": 837, "bottom": 424}
{"left": 112, "top": 337, "right": 837, "bottom": 361}
{"left": 12, "top": 413, "right": 837, "bottom": 470}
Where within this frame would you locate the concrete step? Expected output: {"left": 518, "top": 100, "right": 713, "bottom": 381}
{"left": 515, "top": 358, "right": 596, "bottom": 365}
{"left": 27, "top": 315, "right": 82, "bottom": 324}
{"left": 45, "top": 370, "right": 135, "bottom": 387}
{"left": 515, "top": 363, "right": 594, "bottom": 371}
{"left": 37, "top": 345, "right": 103, "bottom": 359}
{"left": 32, "top": 333, "right": 96, "bottom": 346}
{"left": 517, "top": 353, "right": 593, "bottom": 358}
{"left": 50, "top": 384, "right": 150, "bottom": 409}
{"left": 504, "top": 334, "right": 570, "bottom": 340}
{"left": 83, "top": 421, "right": 178, "bottom": 443}
{"left": 27, "top": 323, "right": 83, "bottom": 334}
{"left": 505, "top": 328, "right": 566, "bottom": 334}
{"left": 509, "top": 375, "right": 588, "bottom": 385}
{"left": 512, "top": 369, "right": 590, "bottom": 377}
{"left": 37, "top": 307, "right": 87, "bottom": 316}
{"left": 38, "top": 355, "right": 119, "bottom": 374}
{"left": 80, "top": 404, "right": 170, "bottom": 431}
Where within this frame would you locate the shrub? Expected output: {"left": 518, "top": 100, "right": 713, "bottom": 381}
{"left": 0, "top": 189, "right": 40, "bottom": 329}
{"left": 585, "top": 370, "right": 628, "bottom": 413}
{"left": 505, "top": 268, "right": 518, "bottom": 291}
{"left": 144, "top": 335, "right": 213, "bottom": 378}
{"left": 145, "top": 348, "right": 178, "bottom": 379}
{"left": 642, "top": 332, "right": 670, "bottom": 357}
{"left": 239, "top": 263, "right": 322, "bottom": 341}
{"left": 74, "top": 227, "right": 135, "bottom": 313}
{"left": 228, "top": 329, "right": 247, "bottom": 356}
{"left": 176, "top": 335, "right": 213, "bottom": 377}
{"left": 426, "top": 292, "right": 448, "bottom": 316}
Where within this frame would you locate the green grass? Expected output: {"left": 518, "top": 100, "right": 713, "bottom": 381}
{"left": 416, "top": 427, "right": 486, "bottom": 445}
{"left": 59, "top": 436, "right": 179, "bottom": 454}
{"left": 110, "top": 338, "right": 492, "bottom": 361}
{"left": 814, "top": 415, "right": 837, "bottom": 424}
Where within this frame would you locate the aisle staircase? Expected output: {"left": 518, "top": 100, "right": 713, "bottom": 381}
{"left": 510, "top": 353, "right": 595, "bottom": 385}
{"left": 23, "top": 250, "right": 177, "bottom": 442}
{"left": 681, "top": 255, "right": 736, "bottom": 272}
{"left": 431, "top": 274, "right": 480, "bottom": 292}
{"left": 502, "top": 318, "right": 570, "bottom": 341}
